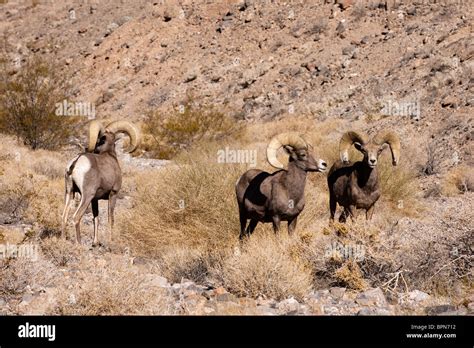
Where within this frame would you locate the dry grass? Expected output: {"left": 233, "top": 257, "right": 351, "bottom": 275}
{"left": 0, "top": 136, "right": 66, "bottom": 233}
{"left": 210, "top": 232, "right": 313, "bottom": 301}
{"left": 29, "top": 154, "right": 65, "bottom": 180}
{"left": 442, "top": 165, "right": 474, "bottom": 195}
{"left": 54, "top": 260, "right": 174, "bottom": 315}
{"left": 334, "top": 260, "right": 369, "bottom": 290}
{"left": 1, "top": 114, "right": 469, "bottom": 309}
{"left": 154, "top": 247, "right": 213, "bottom": 284}
{"left": 0, "top": 255, "right": 57, "bottom": 300}
{"left": 117, "top": 117, "right": 423, "bottom": 300}
{"left": 118, "top": 145, "right": 245, "bottom": 256}
{"left": 40, "top": 237, "right": 84, "bottom": 267}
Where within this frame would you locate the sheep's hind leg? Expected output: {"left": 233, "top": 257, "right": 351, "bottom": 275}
{"left": 347, "top": 205, "right": 357, "bottom": 222}
{"left": 72, "top": 194, "right": 93, "bottom": 244}
{"left": 91, "top": 198, "right": 100, "bottom": 247}
{"left": 61, "top": 188, "right": 74, "bottom": 240}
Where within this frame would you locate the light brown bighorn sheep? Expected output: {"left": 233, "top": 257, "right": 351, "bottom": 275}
{"left": 236, "top": 132, "right": 327, "bottom": 239}
{"left": 61, "top": 120, "right": 141, "bottom": 245}
{"left": 327, "top": 130, "right": 401, "bottom": 222}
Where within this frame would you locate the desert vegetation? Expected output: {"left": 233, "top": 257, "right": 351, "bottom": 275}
{"left": 0, "top": 0, "right": 472, "bottom": 316}
{"left": 0, "top": 56, "right": 79, "bottom": 150}
{"left": 1, "top": 112, "right": 472, "bottom": 316}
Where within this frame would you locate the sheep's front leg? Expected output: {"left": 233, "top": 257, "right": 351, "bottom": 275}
{"left": 108, "top": 191, "right": 118, "bottom": 242}
{"left": 272, "top": 215, "right": 281, "bottom": 234}
{"left": 366, "top": 204, "right": 375, "bottom": 220}
{"left": 329, "top": 192, "right": 337, "bottom": 222}
{"left": 288, "top": 216, "right": 298, "bottom": 235}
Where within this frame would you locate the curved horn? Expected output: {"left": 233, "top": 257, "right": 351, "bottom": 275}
{"left": 88, "top": 120, "right": 105, "bottom": 152}
{"left": 266, "top": 132, "right": 307, "bottom": 169}
{"left": 339, "top": 131, "right": 368, "bottom": 164}
{"left": 373, "top": 130, "right": 401, "bottom": 166}
{"left": 105, "top": 120, "right": 141, "bottom": 153}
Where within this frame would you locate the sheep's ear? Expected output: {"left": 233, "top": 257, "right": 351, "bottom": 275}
{"left": 354, "top": 142, "right": 364, "bottom": 152}
{"left": 283, "top": 145, "right": 298, "bottom": 160}
{"left": 283, "top": 145, "right": 294, "bottom": 154}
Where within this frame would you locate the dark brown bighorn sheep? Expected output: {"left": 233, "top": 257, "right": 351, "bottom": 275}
{"left": 327, "top": 130, "right": 401, "bottom": 222}
{"left": 61, "top": 120, "right": 141, "bottom": 245}
{"left": 236, "top": 132, "right": 327, "bottom": 239}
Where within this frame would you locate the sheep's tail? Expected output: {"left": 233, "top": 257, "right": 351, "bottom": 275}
{"left": 64, "top": 155, "right": 81, "bottom": 199}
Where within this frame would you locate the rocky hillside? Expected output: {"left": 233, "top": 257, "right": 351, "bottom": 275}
{"left": 1, "top": 1, "right": 472, "bottom": 138}
{"left": 0, "top": 0, "right": 473, "bottom": 316}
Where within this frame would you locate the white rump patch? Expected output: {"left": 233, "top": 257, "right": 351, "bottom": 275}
{"left": 66, "top": 155, "right": 80, "bottom": 173}
{"left": 71, "top": 155, "right": 91, "bottom": 194}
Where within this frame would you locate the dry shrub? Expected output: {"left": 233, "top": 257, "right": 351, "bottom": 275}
{"left": 155, "top": 247, "right": 212, "bottom": 284}
{"left": 25, "top": 177, "right": 64, "bottom": 235}
{"left": 0, "top": 57, "right": 79, "bottom": 150}
{"left": 0, "top": 172, "right": 38, "bottom": 224}
{"left": 29, "top": 155, "right": 65, "bottom": 180}
{"left": 334, "top": 260, "right": 369, "bottom": 290}
{"left": 118, "top": 145, "right": 245, "bottom": 256}
{"left": 40, "top": 237, "right": 84, "bottom": 267}
{"left": 143, "top": 99, "right": 242, "bottom": 159}
{"left": 378, "top": 158, "right": 418, "bottom": 212}
{"left": 210, "top": 232, "right": 313, "bottom": 301}
{"left": 298, "top": 221, "right": 398, "bottom": 291}
{"left": 25, "top": 177, "right": 65, "bottom": 237}
{"left": 421, "top": 142, "right": 442, "bottom": 176}
{"left": 0, "top": 255, "right": 57, "bottom": 300}
{"left": 0, "top": 137, "right": 66, "bottom": 231}
{"left": 442, "top": 165, "right": 474, "bottom": 195}
{"left": 393, "top": 222, "right": 473, "bottom": 296}
{"left": 54, "top": 261, "right": 173, "bottom": 315}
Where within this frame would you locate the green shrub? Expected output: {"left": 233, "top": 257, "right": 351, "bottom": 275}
{"left": 0, "top": 57, "right": 78, "bottom": 150}
{"left": 143, "top": 100, "right": 242, "bottom": 159}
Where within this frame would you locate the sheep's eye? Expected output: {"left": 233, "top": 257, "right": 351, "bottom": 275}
{"left": 97, "top": 136, "right": 106, "bottom": 145}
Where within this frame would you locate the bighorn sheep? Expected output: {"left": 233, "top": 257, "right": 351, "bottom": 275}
{"left": 236, "top": 133, "right": 327, "bottom": 239}
{"left": 61, "top": 120, "right": 141, "bottom": 245}
{"left": 327, "top": 130, "right": 400, "bottom": 222}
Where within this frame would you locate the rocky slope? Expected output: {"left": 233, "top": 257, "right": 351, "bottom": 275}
{"left": 0, "top": 0, "right": 472, "bottom": 316}
{"left": 1, "top": 239, "right": 472, "bottom": 316}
